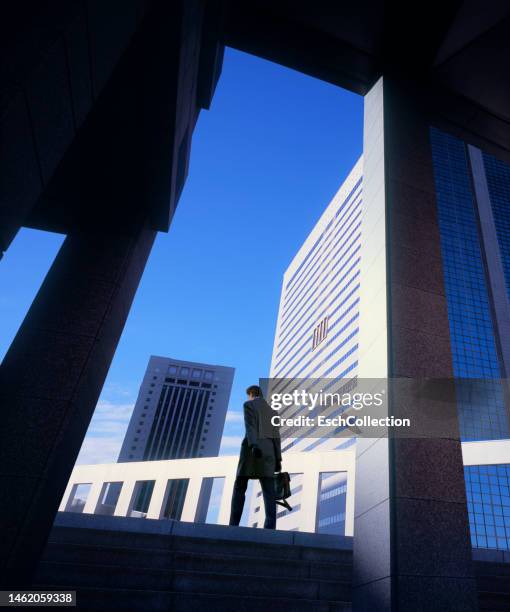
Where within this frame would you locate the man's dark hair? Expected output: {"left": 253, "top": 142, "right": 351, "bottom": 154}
{"left": 246, "top": 384, "right": 263, "bottom": 397}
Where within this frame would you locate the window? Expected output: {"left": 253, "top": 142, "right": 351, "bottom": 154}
{"left": 465, "top": 464, "right": 510, "bottom": 550}
{"left": 64, "top": 483, "right": 91, "bottom": 514}
{"left": 129, "top": 480, "right": 156, "bottom": 518}
{"left": 192, "top": 369, "right": 202, "bottom": 378}
{"left": 312, "top": 316, "right": 329, "bottom": 350}
{"left": 316, "top": 472, "right": 347, "bottom": 536}
{"left": 204, "top": 371, "right": 214, "bottom": 381}
{"left": 168, "top": 365, "right": 177, "bottom": 375}
{"left": 96, "top": 482, "right": 122, "bottom": 516}
{"left": 277, "top": 503, "right": 300, "bottom": 519}
{"left": 180, "top": 367, "right": 190, "bottom": 376}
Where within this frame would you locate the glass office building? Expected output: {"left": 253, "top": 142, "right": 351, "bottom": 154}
{"left": 430, "top": 127, "right": 510, "bottom": 549}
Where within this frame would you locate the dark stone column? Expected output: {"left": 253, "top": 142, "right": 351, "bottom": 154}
{"left": 0, "top": 223, "right": 156, "bottom": 586}
{"left": 352, "top": 77, "right": 478, "bottom": 611}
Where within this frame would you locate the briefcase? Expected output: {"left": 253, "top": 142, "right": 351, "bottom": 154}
{"left": 274, "top": 471, "right": 292, "bottom": 511}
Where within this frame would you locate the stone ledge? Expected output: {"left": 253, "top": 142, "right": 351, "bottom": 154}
{"left": 53, "top": 511, "right": 353, "bottom": 550}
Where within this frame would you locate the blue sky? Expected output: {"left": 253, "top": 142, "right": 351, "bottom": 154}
{"left": 0, "top": 48, "right": 362, "bottom": 465}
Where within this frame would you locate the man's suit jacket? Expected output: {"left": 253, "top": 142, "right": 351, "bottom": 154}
{"left": 236, "top": 396, "right": 282, "bottom": 478}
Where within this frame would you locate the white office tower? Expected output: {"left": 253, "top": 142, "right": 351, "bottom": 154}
{"left": 119, "top": 356, "right": 235, "bottom": 462}
{"left": 250, "top": 158, "right": 363, "bottom": 532}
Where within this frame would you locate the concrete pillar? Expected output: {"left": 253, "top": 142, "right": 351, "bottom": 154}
{"left": 146, "top": 479, "right": 170, "bottom": 520}
{"left": 352, "top": 77, "right": 478, "bottom": 611}
{"left": 217, "top": 474, "right": 236, "bottom": 525}
{"left": 59, "top": 480, "right": 76, "bottom": 513}
{"left": 181, "top": 478, "right": 204, "bottom": 522}
{"left": 300, "top": 469, "right": 319, "bottom": 533}
{"left": 82, "top": 481, "right": 104, "bottom": 515}
{"left": 114, "top": 480, "right": 137, "bottom": 518}
{"left": 0, "top": 224, "right": 156, "bottom": 586}
{"left": 345, "top": 460, "right": 356, "bottom": 537}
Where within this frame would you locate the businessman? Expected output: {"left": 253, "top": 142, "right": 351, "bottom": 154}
{"left": 229, "top": 385, "right": 282, "bottom": 529}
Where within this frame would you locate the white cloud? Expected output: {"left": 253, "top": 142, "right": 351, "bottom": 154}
{"left": 75, "top": 398, "right": 134, "bottom": 466}
{"left": 225, "top": 411, "right": 243, "bottom": 423}
{"left": 219, "top": 435, "right": 243, "bottom": 456}
{"left": 76, "top": 437, "right": 122, "bottom": 465}
{"left": 76, "top": 395, "right": 245, "bottom": 466}
{"left": 102, "top": 381, "right": 135, "bottom": 399}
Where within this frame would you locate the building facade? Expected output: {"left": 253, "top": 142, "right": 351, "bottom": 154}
{"left": 61, "top": 449, "right": 356, "bottom": 531}
{"left": 119, "top": 356, "right": 234, "bottom": 463}
{"left": 249, "top": 159, "right": 363, "bottom": 532}
{"left": 430, "top": 129, "right": 510, "bottom": 551}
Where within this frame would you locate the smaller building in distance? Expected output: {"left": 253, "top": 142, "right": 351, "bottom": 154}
{"left": 118, "top": 356, "right": 235, "bottom": 463}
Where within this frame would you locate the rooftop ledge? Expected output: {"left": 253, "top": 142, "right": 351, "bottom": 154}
{"left": 53, "top": 511, "right": 353, "bottom": 550}
{"left": 53, "top": 512, "right": 510, "bottom": 563}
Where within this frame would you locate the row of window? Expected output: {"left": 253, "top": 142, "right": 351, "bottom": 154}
{"left": 279, "top": 213, "right": 361, "bottom": 337}
{"left": 275, "top": 253, "right": 361, "bottom": 358}
{"left": 280, "top": 202, "right": 362, "bottom": 323}
{"left": 166, "top": 365, "right": 215, "bottom": 381}
{"left": 430, "top": 127, "right": 508, "bottom": 442}
{"left": 272, "top": 272, "right": 360, "bottom": 377}
{"left": 283, "top": 177, "right": 362, "bottom": 295}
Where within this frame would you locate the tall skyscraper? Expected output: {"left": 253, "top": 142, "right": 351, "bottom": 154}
{"left": 119, "top": 356, "right": 234, "bottom": 462}
{"left": 114, "top": 356, "right": 234, "bottom": 519}
{"left": 269, "top": 156, "right": 362, "bottom": 457}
